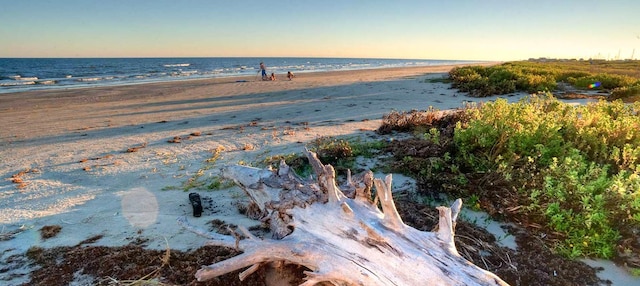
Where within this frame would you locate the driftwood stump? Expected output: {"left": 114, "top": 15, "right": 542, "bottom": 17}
{"left": 178, "top": 149, "right": 509, "bottom": 285}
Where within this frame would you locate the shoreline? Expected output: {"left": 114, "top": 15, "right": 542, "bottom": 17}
{"left": 0, "top": 63, "right": 495, "bottom": 144}
{"left": 0, "top": 58, "right": 491, "bottom": 95}
{"left": 2, "top": 63, "right": 501, "bottom": 225}
{"left": 0, "top": 63, "right": 493, "bottom": 97}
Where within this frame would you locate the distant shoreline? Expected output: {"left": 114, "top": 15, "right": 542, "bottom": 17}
{"left": 1, "top": 62, "right": 497, "bottom": 97}
{"left": 0, "top": 63, "right": 500, "bottom": 145}
{"left": 0, "top": 57, "right": 488, "bottom": 95}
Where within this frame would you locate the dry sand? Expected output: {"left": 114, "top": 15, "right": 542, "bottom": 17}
{"left": 3, "top": 63, "right": 596, "bottom": 285}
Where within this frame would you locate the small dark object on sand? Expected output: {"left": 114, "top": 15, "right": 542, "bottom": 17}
{"left": 189, "top": 193, "right": 203, "bottom": 217}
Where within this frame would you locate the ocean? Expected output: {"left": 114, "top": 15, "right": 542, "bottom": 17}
{"left": 0, "top": 57, "right": 478, "bottom": 94}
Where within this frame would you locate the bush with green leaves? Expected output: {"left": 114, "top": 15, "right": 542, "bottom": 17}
{"left": 531, "top": 150, "right": 620, "bottom": 258}
{"left": 515, "top": 73, "right": 557, "bottom": 92}
{"left": 556, "top": 71, "right": 592, "bottom": 82}
{"left": 260, "top": 137, "right": 388, "bottom": 178}
{"left": 453, "top": 94, "right": 640, "bottom": 259}
{"left": 569, "top": 73, "right": 636, "bottom": 90}
{"left": 308, "top": 136, "right": 388, "bottom": 172}
{"left": 454, "top": 94, "right": 570, "bottom": 171}
{"left": 449, "top": 60, "right": 640, "bottom": 100}
{"left": 611, "top": 84, "right": 640, "bottom": 100}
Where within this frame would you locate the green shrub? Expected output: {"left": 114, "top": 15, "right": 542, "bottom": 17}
{"left": 557, "top": 71, "right": 591, "bottom": 82}
{"left": 448, "top": 60, "right": 640, "bottom": 100}
{"left": 611, "top": 84, "right": 640, "bottom": 100}
{"left": 262, "top": 153, "right": 313, "bottom": 178}
{"left": 308, "top": 136, "right": 388, "bottom": 173}
{"left": 515, "top": 73, "right": 557, "bottom": 92}
{"left": 535, "top": 150, "right": 620, "bottom": 258}
{"left": 454, "top": 94, "right": 569, "bottom": 171}
{"left": 453, "top": 94, "right": 640, "bottom": 259}
{"left": 311, "top": 137, "right": 353, "bottom": 162}
{"left": 572, "top": 74, "right": 636, "bottom": 90}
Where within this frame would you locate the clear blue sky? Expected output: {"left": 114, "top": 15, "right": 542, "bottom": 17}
{"left": 1, "top": 0, "right": 639, "bottom": 61}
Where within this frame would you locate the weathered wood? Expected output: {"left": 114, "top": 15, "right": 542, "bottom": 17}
{"left": 178, "top": 149, "right": 509, "bottom": 285}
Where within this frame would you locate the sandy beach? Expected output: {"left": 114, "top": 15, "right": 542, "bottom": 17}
{"left": 2, "top": 0, "right": 637, "bottom": 283}
{"left": 1, "top": 63, "right": 581, "bottom": 285}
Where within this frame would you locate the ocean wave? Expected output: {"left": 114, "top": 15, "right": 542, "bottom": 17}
{"left": 10, "top": 75, "right": 39, "bottom": 81}
{"left": 163, "top": 63, "right": 190, "bottom": 67}
{"left": 170, "top": 70, "right": 199, "bottom": 77}
{"left": 77, "top": 77, "right": 102, "bottom": 82}
{"left": 1, "top": 81, "right": 36, "bottom": 86}
{"left": 0, "top": 57, "right": 479, "bottom": 94}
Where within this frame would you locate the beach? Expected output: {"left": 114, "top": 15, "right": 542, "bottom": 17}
{"left": 3, "top": 63, "right": 632, "bottom": 286}
{"left": 0, "top": 63, "right": 526, "bottom": 284}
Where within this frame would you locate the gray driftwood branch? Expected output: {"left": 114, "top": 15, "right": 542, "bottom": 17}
{"left": 178, "top": 149, "right": 509, "bottom": 285}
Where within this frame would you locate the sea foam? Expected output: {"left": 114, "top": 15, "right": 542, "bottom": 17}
{"left": 1, "top": 81, "right": 36, "bottom": 86}
{"left": 163, "top": 63, "right": 190, "bottom": 67}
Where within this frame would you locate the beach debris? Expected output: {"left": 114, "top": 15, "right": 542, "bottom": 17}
{"left": 40, "top": 225, "right": 62, "bottom": 239}
{"left": 168, "top": 133, "right": 202, "bottom": 143}
{"left": 282, "top": 126, "right": 295, "bottom": 135}
{"left": 78, "top": 154, "right": 118, "bottom": 171}
{"left": 98, "top": 238, "right": 172, "bottom": 285}
{"left": 300, "top": 121, "right": 310, "bottom": 131}
{"left": 207, "top": 219, "right": 239, "bottom": 235}
{"left": 204, "top": 146, "right": 225, "bottom": 164}
{"left": 168, "top": 136, "right": 182, "bottom": 143}
{"left": 10, "top": 168, "right": 39, "bottom": 189}
{"left": 126, "top": 142, "right": 147, "bottom": 153}
{"left": 241, "top": 143, "right": 254, "bottom": 151}
{"left": 178, "top": 149, "right": 509, "bottom": 285}
{"left": 189, "top": 193, "right": 203, "bottom": 217}
{"left": 79, "top": 154, "right": 114, "bottom": 162}
{"left": 0, "top": 225, "right": 33, "bottom": 241}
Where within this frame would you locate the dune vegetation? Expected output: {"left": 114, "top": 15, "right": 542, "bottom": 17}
{"left": 269, "top": 91, "right": 639, "bottom": 266}
{"left": 448, "top": 60, "right": 640, "bottom": 101}
{"left": 377, "top": 93, "right": 640, "bottom": 271}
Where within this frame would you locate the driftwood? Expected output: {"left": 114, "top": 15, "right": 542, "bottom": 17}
{"left": 178, "top": 149, "right": 509, "bottom": 285}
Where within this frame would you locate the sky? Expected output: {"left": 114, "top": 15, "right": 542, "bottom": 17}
{"left": 1, "top": 0, "right": 639, "bottom": 61}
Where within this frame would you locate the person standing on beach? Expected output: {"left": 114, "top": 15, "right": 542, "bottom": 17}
{"left": 260, "top": 62, "right": 267, "bottom": 80}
